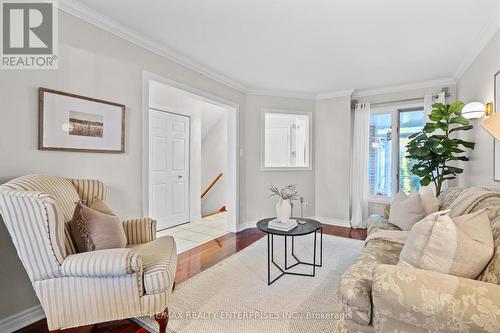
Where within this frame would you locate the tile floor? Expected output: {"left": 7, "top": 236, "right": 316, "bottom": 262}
{"left": 157, "top": 212, "right": 228, "bottom": 253}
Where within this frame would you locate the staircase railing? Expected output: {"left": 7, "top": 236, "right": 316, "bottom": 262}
{"left": 201, "top": 172, "right": 223, "bottom": 199}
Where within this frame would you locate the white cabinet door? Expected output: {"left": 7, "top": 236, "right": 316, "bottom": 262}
{"left": 149, "top": 109, "right": 190, "bottom": 230}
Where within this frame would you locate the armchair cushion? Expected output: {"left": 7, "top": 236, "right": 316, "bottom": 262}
{"left": 372, "top": 264, "right": 500, "bottom": 333}
{"left": 128, "top": 236, "right": 177, "bottom": 295}
{"left": 123, "top": 217, "right": 157, "bottom": 245}
{"left": 62, "top": 248, "right": 141, "bottom": 277}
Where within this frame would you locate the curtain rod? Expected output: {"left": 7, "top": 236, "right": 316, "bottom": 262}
{"left": 352, "top": 87, "right": 450, "bottom": 109}
{"left": 369, "top": 95, "right": 438, "bottom": 107}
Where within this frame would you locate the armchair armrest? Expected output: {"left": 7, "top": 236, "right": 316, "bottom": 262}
{"left": 372, "top": 264, "right": 500, "bottom": 333}
{"left": 62, "top": 248, "right": 141, "bottom": 278}
{"left": 122, "top": 217, "right": 157, "bottom": 245}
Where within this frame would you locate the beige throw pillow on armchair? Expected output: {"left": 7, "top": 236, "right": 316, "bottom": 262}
{"left": 398, "top": 209, "right": 494, "bottom": 279}
{"left": 388, "top": 190, "right": 425, "bottom": 230}
{"left": 69, "top": 199, "right": 127, "bottom": 253}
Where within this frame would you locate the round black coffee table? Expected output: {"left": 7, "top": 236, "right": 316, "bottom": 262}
{"left": 257, "top": 218, "right": 323, "bottom": 285}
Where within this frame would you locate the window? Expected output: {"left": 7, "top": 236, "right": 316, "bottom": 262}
{"left": 262, "top": 110, "right": 312, "bottom": 170}
{"left": 368, "top": 105, "right": 425, "bottom": 199}
{"left": 399, "top": 109, "right": 425, "bottom": 193}
{"left": 369, "top": 113, "right": 392, "bottom": 196}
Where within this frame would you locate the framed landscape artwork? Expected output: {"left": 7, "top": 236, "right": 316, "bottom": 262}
{"left": 39, "top": 88, "right": 125, "bottom": 153}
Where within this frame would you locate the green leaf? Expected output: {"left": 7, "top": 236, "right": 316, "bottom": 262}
{"left": 446, "top": 166, "right": 464, "bottom": 174}
{"left": 408, "top": 132, "right": 420, "bottom": 139}
{"left": 449, "top": 147, "right": 465, "bottom": 153}
{"left": 450, "top": 116, "right": 470, "bottom": 126}
{"left": 420, "top": 175, "right": 432, "bottom": 186}
{"left": 456, "top": 139, "right": 475, "bottom": 149}
{"left": 455, "top": 156, "right": 469, "bottom": 161}
{"left": 449, "top": 101, "right": 465, "bottom": 113}
{"left": 449, "top": 125, "right": 473, "bottom": 133}
{"left": 432, "top": 146, "right": 446, "bottom": 154}
{"left": 423, "top": 124, "right": 437, "bottom": 133}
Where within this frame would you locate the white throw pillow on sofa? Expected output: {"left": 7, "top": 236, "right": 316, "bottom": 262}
{"left": 389, "top": 190, "right": 425, "bottom": 230}
{"left": 398, "top": 209, "right": 494, "bottom": 279}
{"left": 419, "top": 186, "right": 440, "bottom": 215}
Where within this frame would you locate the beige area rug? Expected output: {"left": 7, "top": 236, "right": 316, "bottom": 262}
{"left": 134, "top": 234, "right": 363, "bottom": 333}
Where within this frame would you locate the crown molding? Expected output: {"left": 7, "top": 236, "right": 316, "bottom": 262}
{"left": 245, "top": 88, "right": 317, "bottom": 100}
{"left": 58, "top": 0, "right": 248, "bottom": 93}
{"left": 352, "top": 77, "right": 456, "bottom": 98}
{"left": 453, "top": 16, "right": 499, "bottom": 81}
{"left": 316, "top": 89, "right": 354, "bottom": 100}
{"left": 246, "top": 87, "right": 355, "bottom": 100}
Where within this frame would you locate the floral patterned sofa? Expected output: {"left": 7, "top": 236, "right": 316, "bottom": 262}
{"left": 338, "top": 187, "right": 500, "bottom": 333}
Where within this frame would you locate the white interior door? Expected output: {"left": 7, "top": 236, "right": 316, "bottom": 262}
{"left": 149, "top": 109, "right": 190, "bottom": 230}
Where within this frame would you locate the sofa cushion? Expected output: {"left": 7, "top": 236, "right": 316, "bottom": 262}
{"left": 128, "top": 236, "right": 177, "bottom": 295}
{"left": 389, "top": 190, "right": 425, "bottom": 230}
{"left": 398, "top": 210, "right": 494, "bottom": 279}
{"left": 339, "top": 237, "right": 403, "bottom": 326}
{"left": 419, "top": 187, "right": 439, "bottom": 216}
{"left": 479, "top": 217, "right": 500, "bottom": 284}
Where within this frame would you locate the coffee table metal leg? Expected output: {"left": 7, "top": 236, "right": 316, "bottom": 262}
{"left": 313, "top": 230, "right": 317, "bottom": 276}
{"left": 285, "top": 236, "right": 288, "bottom": 269}
{"left": 319, "top": 227, "right": 323, "bottom": 267}
{"left": 267, "top": 233, "right": 270, "bottom": 285}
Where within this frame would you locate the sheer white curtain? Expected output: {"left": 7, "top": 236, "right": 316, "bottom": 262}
{"left": 424, "top": 94, "right": 433, "bottom": 119}
{"left": 351, "top": 103, "right": 370, "bottom": 228}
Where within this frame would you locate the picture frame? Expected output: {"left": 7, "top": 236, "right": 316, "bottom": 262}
{"left": 494, "top": 71, "right": 500, "bottom": 181}
{"left": 39, "top": 88, "right": 125, "bottom": 153}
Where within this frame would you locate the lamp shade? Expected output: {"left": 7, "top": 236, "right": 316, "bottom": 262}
{"left": 481, "top": 111, "right": 500, "bottom": 140}
{"left": 462, "top": 102, "right": 486, "bottom": 119}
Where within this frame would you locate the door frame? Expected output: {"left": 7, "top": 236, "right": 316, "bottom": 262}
{"left": 142, "top": 71, "right": 240, "bottom": 233}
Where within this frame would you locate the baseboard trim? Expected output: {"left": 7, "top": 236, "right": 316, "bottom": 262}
{"left": 237, "top": 221, "right": 257, "bottom": 232}
{"left": 0, "top": 305, "right": 45, "bottom": 333}
{"left": 310, "top": 216, "right": 352, "bottom": 228}
{"left": 237, "top": 217, "right": 352, "bottom": 231}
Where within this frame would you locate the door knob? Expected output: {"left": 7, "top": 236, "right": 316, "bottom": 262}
{"left": 178, "top": 175, "right": 183, "bottom": 179}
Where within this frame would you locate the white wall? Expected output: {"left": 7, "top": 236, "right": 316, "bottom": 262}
{"left": 456, "top": 31, "right": 500, "bottom": 188}
{"left": 241, "top": 95, "right": 316, "bottom": 222}
{"left": 201, "top": 108, "right": 227, "bottom": 215}
{"left": 314, "top": 96, "right": 352, "bottom": 223}
{"left": 0, "top": 11, "right": 245, "bottom": 320}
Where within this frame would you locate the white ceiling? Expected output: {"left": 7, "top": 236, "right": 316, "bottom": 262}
{"left": 62, "top": 0, "right": 499, "bottom": 97}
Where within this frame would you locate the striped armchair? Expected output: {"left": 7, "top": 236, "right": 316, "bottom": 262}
{"left": 0, "top": 175, "right": 177, "bottom": 332}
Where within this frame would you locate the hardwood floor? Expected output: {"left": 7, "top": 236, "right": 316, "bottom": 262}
{"left": 15, "top": 226, "right": 366, "bottom": 333}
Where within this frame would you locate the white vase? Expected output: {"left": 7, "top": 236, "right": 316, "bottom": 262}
{"left": 275, "top": 199, "right": 291, "bottom": 221}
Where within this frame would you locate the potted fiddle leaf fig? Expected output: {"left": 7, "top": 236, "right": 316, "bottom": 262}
{"left": 406, "top": 101, "right": 475, "bottom": 196}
